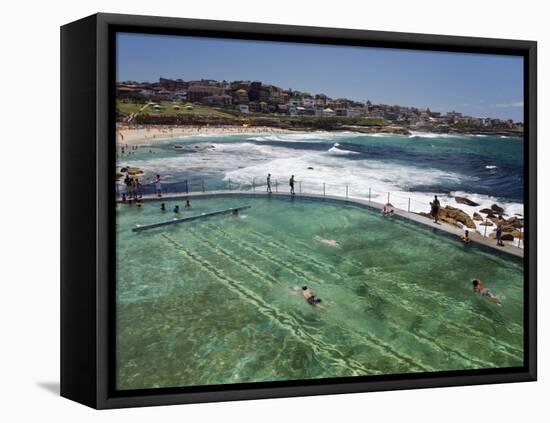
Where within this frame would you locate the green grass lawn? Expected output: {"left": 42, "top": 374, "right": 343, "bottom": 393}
{"left": 117, "top": 100, "right": 236, "bottom": 118}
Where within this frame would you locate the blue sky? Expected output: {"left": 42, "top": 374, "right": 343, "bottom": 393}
{"left": 117, "top": 33, "right": 524, "bottom": 121}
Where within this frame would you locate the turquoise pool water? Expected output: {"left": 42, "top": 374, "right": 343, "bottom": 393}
{"left": 116, "top": 196, "right": 524, "bottom": 390}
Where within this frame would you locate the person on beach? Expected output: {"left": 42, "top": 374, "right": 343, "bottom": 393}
{"left": 461, "top": 230, "right": 471, "bottom": 243}
{"left": 472, "top": 279, "right": 501, "bottom": 305}
{"left": 185, "top": 199, "right": 191, "bottom": 209}
{"left": 154, "top": 174, "right": 162, "bottom": 197}
{"left": 431, "top": 195, "right": 441, "bottom": 223}
{"left": 267, "top": 173, "right": 272, "bottom": 193}
{"left": 496, "top": 216, "right": 505, "bottom": 246}
{"left": 289, "top": 175, "right": 295, "bottom": 195}
{"left": 302, "top": 286, "right": 322, "bottom": 305}
{"left": 160, "top": 203, "right": 166, "bottom": 211}
{"left": 173, "top": 205, "right": 180, "bottom": 214}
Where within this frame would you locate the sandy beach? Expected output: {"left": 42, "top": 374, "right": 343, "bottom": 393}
{"left": 117, "top": 125, "right": 290, "bottom": 146}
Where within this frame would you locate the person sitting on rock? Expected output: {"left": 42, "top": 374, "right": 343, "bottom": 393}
{"left": 461, "top": 230, "right": 471, "bottom": 243}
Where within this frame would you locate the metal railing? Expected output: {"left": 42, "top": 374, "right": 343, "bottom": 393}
{"left": 116, "top": 176, "right": 523, "bottom": 249}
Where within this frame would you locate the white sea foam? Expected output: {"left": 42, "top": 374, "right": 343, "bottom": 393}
{"left": 327, "top": 145, "right": 359, "bottom": 155}
{"left": 408, "top": 131, "right": 466, "bottom": 139}
{"left": 485, "top": 165, "right": 498, "bottom": 169}
{"left": 246, "top": 131, "right": 365, "bottom": 143}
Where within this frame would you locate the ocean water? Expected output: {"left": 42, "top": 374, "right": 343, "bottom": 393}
{"left": 117, "top": 131, "right": 524, "bottom": 221}
{"left": 116, "top": 196, "right": 524, "bottom": 390}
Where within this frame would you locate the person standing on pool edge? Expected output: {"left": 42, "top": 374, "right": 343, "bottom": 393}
{"left": 496, "top": 216, "right": 505, "bottom": 246}
{"left": 289, "top": 175, "right": 295, "bottom": 195}
{"left": 431, "top": 195, "right": 441, "bottom": 223}
{"left": 266, "top": 173, "right": 272, "bottom": 194}
{"left": 154, "top": 174, "right": 162, "bottom": 197}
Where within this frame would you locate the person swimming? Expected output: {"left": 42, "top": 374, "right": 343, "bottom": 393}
{"left": 314, "top": 236, "right": 339, "bottom": 248}
{"left": 184, "top": 199, "right": 191, "bottom": 208}
{"left": 160, "top": 203, "right": 166, "bottom": 211}
{"left": 472, "top": 279, "right": 501, "bottom": 305}
{"left": 302, "top": 286, "right": 322, "bottom": 305}
{"left": 173, "top": 205, "right": 180, "bottom": 214}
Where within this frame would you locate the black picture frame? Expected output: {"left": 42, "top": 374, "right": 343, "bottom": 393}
{"left": 60, "top": 12, "right": 537, "bottom": 409}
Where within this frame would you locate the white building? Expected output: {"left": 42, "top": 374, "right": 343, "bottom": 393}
{"left": 237, "top": 104, "right": 250, "bottom": 114}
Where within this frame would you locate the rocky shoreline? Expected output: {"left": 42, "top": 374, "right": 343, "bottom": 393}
{"left": 417, "top": 201, "right": 523, "bottom": 243}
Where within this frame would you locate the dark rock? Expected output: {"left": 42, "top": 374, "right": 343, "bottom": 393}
{"left": 504, "top": 216, "right": 524, "bottom": 229}
{"left": 491, "top": 203, "right": 505, "bottom": 214}
{"left": 479, "top": 208, "right": 493, "bottom": 214}
{"left": 479, "top": 221, "right": 494, "bottom": 226}
{"left": 501, "top": 233, "right": 514, "bottom": 241}
{"left": 307, "top": 166, "right": 314, "bottom": 170}
{"left": 454, "top": 196, "right": 480, "bottom": 207}
{"left": 473, "top": 212, "right": 483, "bottom": 221}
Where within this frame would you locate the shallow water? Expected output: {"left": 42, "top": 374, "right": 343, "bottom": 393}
{"left": 116, "top": 196, "right": 523, "bottom": 390}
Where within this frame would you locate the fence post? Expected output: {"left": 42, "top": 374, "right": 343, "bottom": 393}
{"left": 299, "top": 181, "right": 302, "bottom": 194}
{"left": 484, "top": 220, "right": 488, "bottom": 237}
{"left": 185, "top": 179, "right": 189, "bottom": 195}
{"left": 201, "top": 180, "right": 205, "bottom": 193}
{"left": 228, "top": 178, "right": 231, "bottom": 191}
{"left": 387, "top": 192, "right": 390, "bottom": 204}
{"left": 519, "top": 227, "right": 523, "bottom": 248}
{"left": 323, "top": 183, "right": 326, "bottom": 197}
{"left": 369, "top": 188, "right": 371, "bottom": 202}
{"left": 346, "top": 184, "right": 348, "bottom": 199}
{"left": 408, "top": 198, "right": 410, "bottom": 213}
{"left": 275, "top": 180, "right": 278, "bottom": 193}
{"left": 252, "top": 177, "right": 255, "bottom": 192}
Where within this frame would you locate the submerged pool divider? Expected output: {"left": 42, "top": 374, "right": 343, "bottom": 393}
{"left": 132, "top": 205, "right": 251, "bottom": 232}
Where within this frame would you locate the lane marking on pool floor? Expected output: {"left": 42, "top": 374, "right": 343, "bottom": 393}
{"left": 228, "top": 227, "right": 523, "bottom": 364}
{"left": 245, "top": 227, "right": 523, "bottom": 340}
{"left": 182, "top": 228, "right": 435, "bottom": 373}
{"left": 161, "top": 232, "right": 381, "bottom": 377}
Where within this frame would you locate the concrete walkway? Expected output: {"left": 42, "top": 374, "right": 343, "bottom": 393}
{"left": 120, "top": 190, "right": 524, "bottom": 259}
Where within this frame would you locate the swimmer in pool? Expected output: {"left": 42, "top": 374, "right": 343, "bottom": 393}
{"left": 314, "top": 236, "right": 339, "bottom": 248}
{"left": 473, "top": 279, "right": 501, "bottom": 305}
{"left": 302, "top": 285, "right": 322, "bottom": 305}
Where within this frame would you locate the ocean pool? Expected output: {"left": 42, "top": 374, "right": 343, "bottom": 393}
{"left": 116, "top": 195, "right": 524, "bottom": 390}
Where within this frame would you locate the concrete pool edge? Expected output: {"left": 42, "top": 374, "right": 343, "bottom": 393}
{"left": 119, "top": 190, "right": 524, "bottom": 259}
